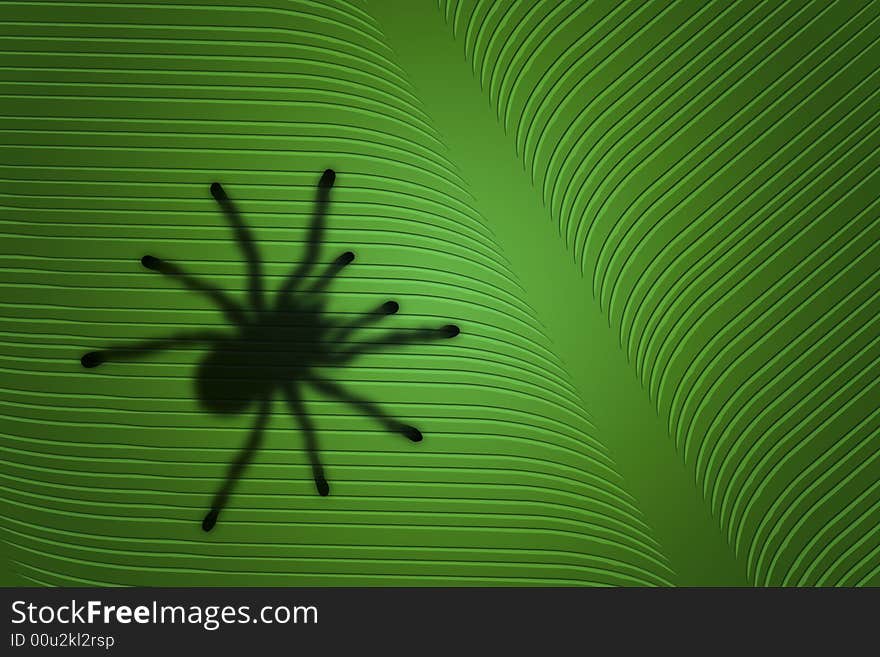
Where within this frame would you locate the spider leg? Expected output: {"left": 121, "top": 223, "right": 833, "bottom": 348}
{"left": 311, "top": 378, "right": 423, "bottom": 443}
{"left": 80, "top": 329, "right": 224, "bottom": 368}
{"left": 326, "top": 299, "right": 400, "bottom": 345}
{"left": 305, "top": 250, "right": 354, "bottom": 296}
{"left": 276, "top": 169, "right": 335, "bottom": 305}
{"left": 210, "top": 182, "right": 264, "bottom": 312}
{"left": 329, "top": 324, "right": 460, "bottom": 366}
{"left": 284, "top": 385, "right": 330, "bottom": 497}
{"left": 202, "top": 396, "right": 271, "bottom": 531}
{"left": 140, "top": 255, "right": 248, "bottom": 326}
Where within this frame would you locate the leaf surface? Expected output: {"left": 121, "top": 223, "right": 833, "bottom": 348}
{"left": 0, "top": 0, "right": 877, "bottom": 586}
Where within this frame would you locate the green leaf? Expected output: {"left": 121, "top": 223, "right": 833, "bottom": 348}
{"left": 0, "top": 0, "right": 877, "bottom": 586}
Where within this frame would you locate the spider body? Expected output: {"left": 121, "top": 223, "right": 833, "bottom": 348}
{"left": 193, "top": 296, "right": 329, "bottom": 415}
{"left": 81, "top": 169, "right": 459, "bottom": 531}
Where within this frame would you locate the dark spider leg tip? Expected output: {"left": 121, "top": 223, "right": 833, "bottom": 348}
{"left": 202, "top": 508, "right": 219, "bottom": 532}
{"left": 315, "top": 475, "right": 330, "bottom": 497}
{"left": 209, "top": 182, "right": 227, "bottom": 201}
{"left": 140, "top": 254, "right": 161, "bottom": 270}
{"left": 319, "top": 169, "right": 336, "bottom": 189}
{"left": 400, "top": 425, "right": 423, "bottom": 442}
{"left": 337, "top": 251, "right": 355, "bottom": 265}
{"left": 80, "top": 351, "right": 105, "bottom": 368}
{"left": 381, "top": 300, "right": 399, "bottom": 315}
{"left": 441, "top": 324, "right": 461, "bottom": 338}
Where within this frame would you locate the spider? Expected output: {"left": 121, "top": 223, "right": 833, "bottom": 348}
{"left": 80, "top": 169, "right": 460, "bottom": 531}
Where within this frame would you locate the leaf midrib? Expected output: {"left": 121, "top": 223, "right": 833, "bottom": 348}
{"left": 369, "top": 0, "right": 749, "bottom": 585}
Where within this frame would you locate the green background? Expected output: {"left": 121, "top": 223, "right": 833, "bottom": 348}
{"left": 1, "top": 0, "right": 878, "bottom": 586}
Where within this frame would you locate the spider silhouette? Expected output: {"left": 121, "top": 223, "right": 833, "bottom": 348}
{"left": 80, "top": 169, "right": 460, "bottom": 531}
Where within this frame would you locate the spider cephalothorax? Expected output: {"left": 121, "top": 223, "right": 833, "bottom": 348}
{"left": 81, "top": 169, "right": 460, "bottom": 531}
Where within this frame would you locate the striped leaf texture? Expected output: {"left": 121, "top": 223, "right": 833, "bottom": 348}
{"left": 0, "top": 0, "right": 877, "bottom": 586}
